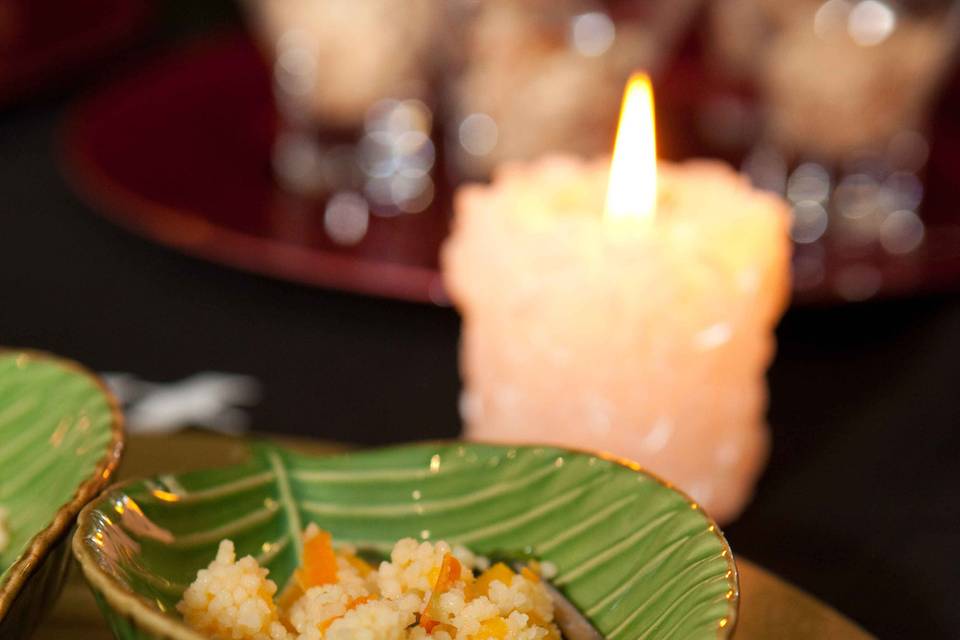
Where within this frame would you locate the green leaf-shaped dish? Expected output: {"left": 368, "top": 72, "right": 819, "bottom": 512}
{"left": 0, "top": 350, "right": 124, "bottom": 636}
{"left": 74, "top": 443, "right": 738, "bottom": 639}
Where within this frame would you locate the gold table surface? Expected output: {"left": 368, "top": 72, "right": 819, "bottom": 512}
{"left": 35, "top": 432, "right": 875, "bottom": 640}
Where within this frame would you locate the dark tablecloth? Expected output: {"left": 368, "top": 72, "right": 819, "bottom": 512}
{"left": 1, "top": 5, "right": 958, "bottom": 638}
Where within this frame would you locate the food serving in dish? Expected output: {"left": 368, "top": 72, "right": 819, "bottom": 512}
{"left": 0, "top": 350, "right": 124, "bottom": 636}
{"left": 73, "top": 442, "right": 738, "bottom": 639}
{"left": 179, "top": 525, "right": 560, "bottom": 639}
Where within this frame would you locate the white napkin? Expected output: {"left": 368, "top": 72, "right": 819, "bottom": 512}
{"left": 101, "top": 372, "right": 261, "bottom": 435}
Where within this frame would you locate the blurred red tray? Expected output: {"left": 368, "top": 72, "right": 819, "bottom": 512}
{"left": 61, "top": 31, "right": 960, "bottom": 306}
{"left": 62, "top": 32, "right": 449, "bottom": 304}
{"left": 0, "top": 0, "right": 149, "bottom": 104}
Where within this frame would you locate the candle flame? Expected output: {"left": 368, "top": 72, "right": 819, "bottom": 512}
{"left": 605, "top": 72, "right": 657, "bottom": 222}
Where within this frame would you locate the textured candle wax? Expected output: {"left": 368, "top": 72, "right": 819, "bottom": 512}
{"left": 442, "top": 155, "right": 791, "bottom": 523}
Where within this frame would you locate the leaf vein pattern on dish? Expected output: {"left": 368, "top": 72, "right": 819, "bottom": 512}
{"left": 268, "top": 449, "right": 305, "bottom": 566}
{"left": 300, "top": 462, "right": 562, "bottom": 518}
{"left": 138, "top": 471, "right": 276, "bottom": 504}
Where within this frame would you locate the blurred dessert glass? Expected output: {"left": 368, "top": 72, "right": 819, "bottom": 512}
{"left": 245, "top": 0, "right": 704, "bottom": 204}
{"left": 709, "top": 0, "right": 959, "bottom": 263}
{"left": 446, "top": 0, "right": 701, "bottom": 179}
{"left": 244, "top": 0, "right": 444, "bottom": 216}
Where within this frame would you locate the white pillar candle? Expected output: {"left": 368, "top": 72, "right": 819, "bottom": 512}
{"left": 442, "top": 75, "right": 791, "bottom": 523}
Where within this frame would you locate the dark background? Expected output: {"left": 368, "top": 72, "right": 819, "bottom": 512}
{"left": 1, "top": 4, "right": 958, "bottom": 638}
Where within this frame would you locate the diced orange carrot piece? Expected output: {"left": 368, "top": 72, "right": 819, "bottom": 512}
{"left": 419, "top": 611, "right": 456, "bottom": 635}
{"left": 319, "top": 616, "right": 338, "bottom": 633}
{"left": 298, "top": 529, "right": 338, "bottom": 589}
{"left": 420, "top": 611, "right": 440, "bottom": 633}
{"left": 436, "top": 553, "right": 461, "bottom": 590}
{"left": 521, "top": 566, "right": 541, "bottom": 583}
{"left": 420, "top": 554, "right": 463, "bottom": 630}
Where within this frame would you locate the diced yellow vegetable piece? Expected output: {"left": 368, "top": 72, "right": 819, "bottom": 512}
{"left": 527, "top": 611, "right": 562, "bottom": 640}
{"left": 470, "top": 563, "right": 515, "bottom": 599}
{"left": 471, "top": 617, "right": 509, "bottom": 639}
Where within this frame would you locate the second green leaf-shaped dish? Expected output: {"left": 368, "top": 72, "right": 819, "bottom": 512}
{"left": 74, "top": 442, "right": 738, "bottom": 639}
{"left": 0, "top": 350, "right": 124, "bottom": 636}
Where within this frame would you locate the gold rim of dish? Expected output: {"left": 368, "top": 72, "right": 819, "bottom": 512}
{"left": 0, "top": 348, "right": 125, "bottom": 619}
{"left": 72, "top": 439, "right": 738, "bottom": 639}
